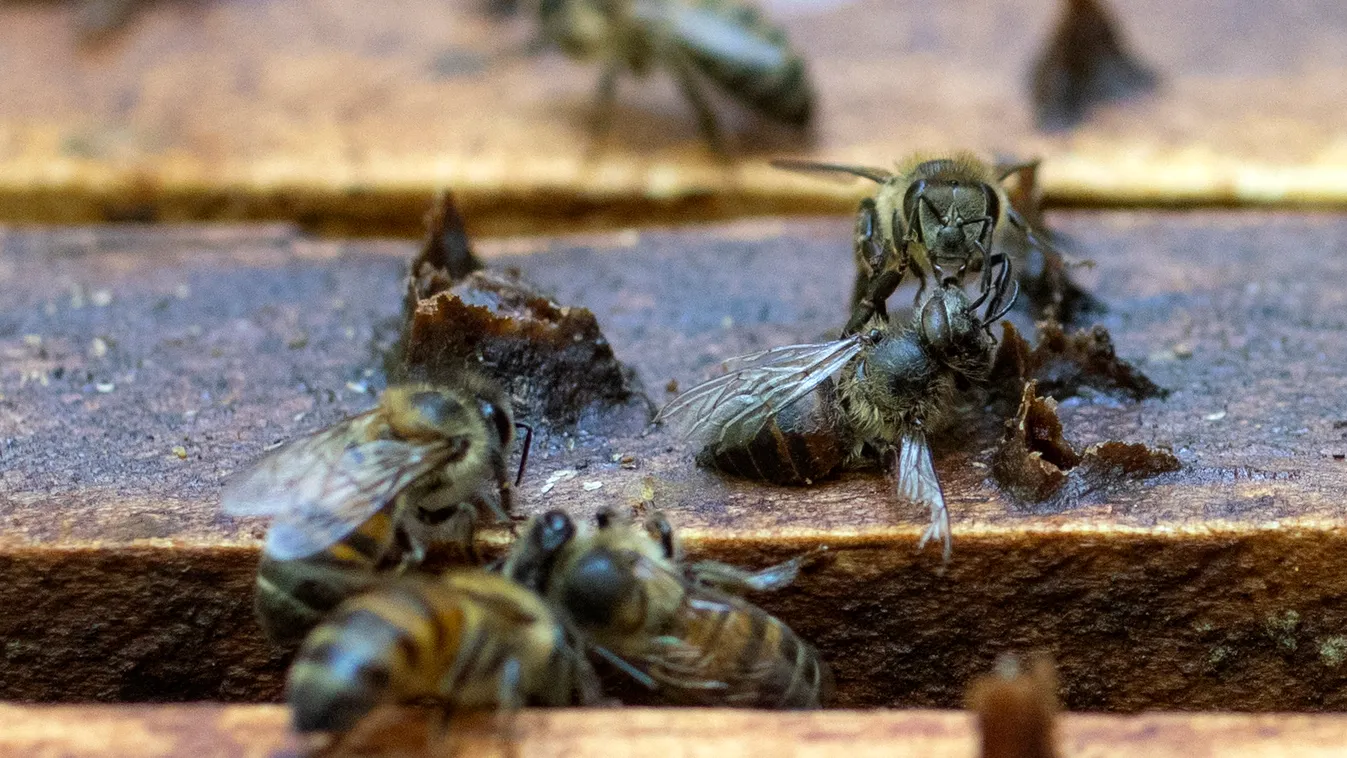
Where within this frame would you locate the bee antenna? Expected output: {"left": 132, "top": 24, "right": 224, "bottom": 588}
{"left": 513, "top": 421, "right": 534, "bottom": 486}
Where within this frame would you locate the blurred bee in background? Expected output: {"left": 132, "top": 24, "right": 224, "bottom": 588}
{"left": 222, "top": 375, "right": 530, "bottom": 645}
{"left": 1030, "top": 0, "right": 1158, "bottom": 131}
{"left": 286, "top": 569, "right": 598, "bottom": 735}
{"left": 538, "top": 0, "right": 814, "bottom": 149}
{"left": 502, "top": 508, "right": 831, "bottom": 709}
{"left": 658, "top": 271, "right": 1018, "bottom": 559}
{"left": 773, "top": 154, "right": 1047, "bottom": 334}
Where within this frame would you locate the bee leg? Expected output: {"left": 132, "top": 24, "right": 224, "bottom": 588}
{"left": 687, "top": 547, "right": 826, "bottom": 593}
{"left": 665, "top": 51, "right": 728, "bottom": 153}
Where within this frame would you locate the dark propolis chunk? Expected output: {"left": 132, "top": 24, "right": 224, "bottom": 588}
{"left": 391, "top": 195, "right": 649, "bottom": 430}
{"left": 1030, "top": 0, "right": 1159, "bottom": 130}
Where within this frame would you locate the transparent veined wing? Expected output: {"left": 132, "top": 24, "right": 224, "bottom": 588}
{"left": 223, "top": 423, "right": 464, "bottom": 560}
{"left": 634, "top": 0, "right": 790, "bottom": 72}
{"left": 655, "top": 335, "right": 865, "bottom": 445}
{"left": 769, "top": 159, "right": 893, "bottom": 184}
{"left": 895, "top": 429, "right": 951, "bottom": 562}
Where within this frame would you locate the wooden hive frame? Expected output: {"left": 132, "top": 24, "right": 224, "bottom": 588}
{"left": 3, "top": 1, "right": 1347, "bottom": 755}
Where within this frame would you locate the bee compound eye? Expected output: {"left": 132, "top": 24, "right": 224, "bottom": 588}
{"left": 539, "top": 510, "right": 576, "bottom": 551}
{"left": 476, "top": 399, "right": 513, "bottom": 445}
{"left": 920, "top": 292, "right": 953, "bottom": 347}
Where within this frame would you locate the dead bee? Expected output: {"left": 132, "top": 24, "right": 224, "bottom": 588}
{"left": 658, "top": 274, "right": 1017, "bottom": 559}
{"left": 222, "top": 376, "right": 530, "bottom": 645}
{"left": 286, "top": 569, "right": 597, "bottom": 735}
{"left": 539, "top": 0, "right": 814, "bottom": 147}
{"left": 774, "top": 154, "right": 1046, "bottom": 334}
{"left": 502, "top": 509, "right": 830, "bottom": 708}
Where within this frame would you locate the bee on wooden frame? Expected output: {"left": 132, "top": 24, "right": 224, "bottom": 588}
{"left": 774, "top": 153, "right": 1052, "bottom": 334}
{"left": 222, "top": 374, "right": 531, "bottom": 645}
{"left": 286, "top": 569, "right": 598, "bottom": 736}
{"left": 658, "top": 269, "right": 1018, "bottom": 560}
{"left": 502, "top": 508, "right": 831, "bottom": 708}
{"left": 538, "top": 0, "right": 815, "bottom": 149}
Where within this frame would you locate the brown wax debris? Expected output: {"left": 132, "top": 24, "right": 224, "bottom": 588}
{"left": 993, "top": 382, "right": 1177, "bottom": 506}
{"left": 991, "top": 322, "right": 1164, "bottom": 404}
{"left": 1077, "top": 441, "right": 1180, "bottom": 483}
{"left": 993, "top": 382, "right": 1079, "bottom": 503}
{"left": 1030, "top": 0, "right": 1159, "bottom": 131}
{"left": 392, "top": 194, "right": 649, "bottom": 428}
{"left": 1031, "top": 322, "right": 1164, "bottom": 402}
{"left": 967, "top": 654, "right": 1061, "bottom": 758}
{"left": 398, "top": 269, "right": 648, "bottom": 427}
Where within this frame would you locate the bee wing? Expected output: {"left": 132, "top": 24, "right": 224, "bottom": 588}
{"left": 634, "top": 0, "right": 789, "bottom": 71}
{"left": 223, "top": 425, "right": 459, "bottom": 560}
{"left": 770, "top": 159, "right": 892, "bottom": 184}
{"left": 655, "top": 336, "right": 865, "bottom": 444}
{"left": 896, "top": 430, "right": 952, "bottom": 562}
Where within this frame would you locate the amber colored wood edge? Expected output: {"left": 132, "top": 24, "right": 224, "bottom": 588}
{"left": 1, "top": 704, "right": 1346, "bottom": 758}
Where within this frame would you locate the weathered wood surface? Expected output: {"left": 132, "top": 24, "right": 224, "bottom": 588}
{"left": 2, "top": 1, "right": 1347, "bottom": 234}
{"left": 3, "top": 213, "right": 1347, "bottom": 709}
{"left": 3, "top": 705, "right": 1347, "bottom": 758}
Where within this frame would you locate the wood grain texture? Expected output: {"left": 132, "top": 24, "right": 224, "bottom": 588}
{"left": 3, "top": 705, "right": 1347, "bottom": 758}
{"left": 2, "top": 1, "right": 1347, "bottom": 234}
{"left": 2, "top": 214, "right": 1347, "bottom": 709}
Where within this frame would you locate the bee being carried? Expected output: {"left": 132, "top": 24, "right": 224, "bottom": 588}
{"left": 286, "top": 568, "right": 598, "bottom": 736}
{"left": 502, "top": 509, "right": 832, "bottom": 709}
{"left": 539, "top": 0, "right": 815, "bottom": 149}
{"left": 773, "top": 153, "right": 1049, "bottom": 334}
{"left": 222, "top": 373, "right": 532, "bottom": 644}
{"left": 657, "top": 264, "right": 1019, "bottom": 560}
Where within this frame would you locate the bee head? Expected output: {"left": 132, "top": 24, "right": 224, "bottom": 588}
{"left": 561, "top": 546, "right": 641, "bottom": 630}
{"left": 918, "top": 286, "right": 994, "bottom": 376}
{"left": 903, "top": 174, "right": 999, "bottom": 265}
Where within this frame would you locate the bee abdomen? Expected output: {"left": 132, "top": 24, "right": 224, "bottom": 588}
{"left": 699, "top": 383, "right": 849, "bottom": 485}
{"left": 255, "top": 558, "right": 380, "bottom": 646}
{"left": 255, "top": 512, "right": 398, "bottom": 646}
{"left": 770, "top": 621, "right": 830, "bottom": 708}
{"left": 680, "top": 1, "right": 813, "bottom": 124}
{"left": 288, "top": 583, "right": 461, "bottom": 733}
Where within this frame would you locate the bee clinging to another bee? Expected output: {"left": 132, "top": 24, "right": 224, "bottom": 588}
{"left": 222, "top": 374, "right": 531, "bottom": 644}
{"left": 539, "top": 0, "right": 815, "bottom": 148}
{"left": 286, "top": 569, "right": 597, "bottom": 736}
{"left": 503, "top": 509, "right": 832, "bottom": 708}
{"left": 658, "top": 265, "right": 1018, "bottom": 560}
{"left": 773, "top": 153, "right": 1048, "bottom": 334}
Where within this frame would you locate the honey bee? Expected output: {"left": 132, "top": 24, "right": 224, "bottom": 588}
{"left": 773, "top": 154, "right": 1045, "bottom": 334}
{"left": 539, "top": 0, "right": 814, "bottom": 148}
{"left": 502, "top": 509, "right": 831, "bottom": 708}
{"left": 657, "top": 275, "right": 1018, "bottom": 559}
{"left": 222, "top": 375, "right": 530, "bottom": 645}
{"left": 286, "top": 569, "right": 597, "bottom": 734}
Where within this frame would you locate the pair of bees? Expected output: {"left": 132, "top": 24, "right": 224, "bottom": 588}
{"left": 661, "top": 153, "right": 1047, "bottom": 559}
{"left": 224, "top": 380, "right": 828, "bottom": 736}
{"left": 287, "top": 508, "right": 828, "bottom": 735}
